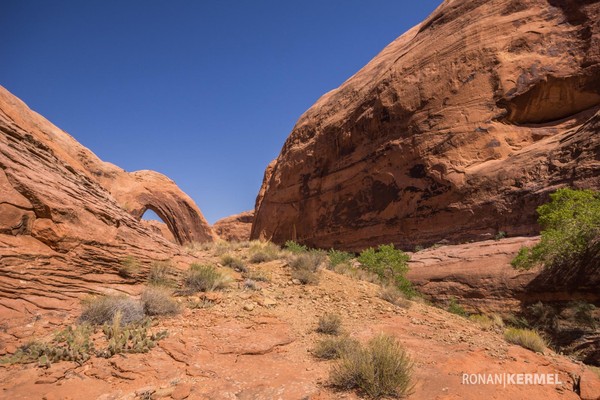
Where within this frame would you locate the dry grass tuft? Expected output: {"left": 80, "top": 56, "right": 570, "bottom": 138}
{"left": 330, "top": 334, "right": 413, "bottom": 399}
{"left": 118, "top": 256, "right": 140, "bottom": 278}
{"left": 141, "top": 287, "right": 180, "bottom": 316}
{"left": 469, "top": 314, "right": 504, "bottom": 331}
{"left": 504, "top": 327, "right": 547, "bottom": 353}
{"left": 317, "top": 313, "right": 343, "bottom": 335}
{"left": 379, "top": 285, "right": 411, "bottom": 308}
{"left": 221, "top": 254, "right": 248, "bottom": 272}
{"left": 79, "top": 295, "right": 144, "bottom": 326}
{"left": 184, "top": 264, "right": 230, "bottom": 292}
{"left": 313, "top": 335, "right": 359, "bottom": 360}
{"left": 147, "top": 261, "right": 174, "bottom": 287}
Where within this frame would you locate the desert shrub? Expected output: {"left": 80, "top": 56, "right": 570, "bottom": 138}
{"left": 118, "top": 256, "right": 140, "bottom": 278}
{"left": 0, "top": 324, "right": 94, "bottom": 367}
{"left": 285, "top": 240, "right": 308, "bottom": 253}
{"left": 527, "top": 301, "right": 559, "bottom": 331}
{"left": 289, "top": 252, "right": 324, "bottom": 285}
{"left": 573, "top": 302, "right": 597, "bottom": 328}
{"left": 221, "top": 254, "right": 248, "bottom": 272}
{"left": 494, "top": 231, "right": 507, "bottom": 241}
{"left": 147, "top": 261, "right": 173, "bottom": 287}
{"left": 184, "top": 264, "right": 229, "bottom": 292}
{"left": 504, "top": 314, "right": 530, "bottom": 329}
{"left": 330, "top": 334, "right": 413, "bottom": 399}
{"left": 504, "top": 328, "right": 547, "bottom": 353}
{"left": 447, "top": 298, "right": 467, "bottom": 317}
{"left": 243, "top": 279, "right": 259, "bottom": 291}
{"left": 79, "top": 294, "right": 144, "bottom": 326}
{"left": 379, "top": 285, "right": 411, "bottom": 308}
{"left": 469, "top": 314, "right": 504, "bottom": 331}
{"left": 243, "top": 270, "right": 270, "bottom": 282}
{"left": 292, "top": 268, "right": 320, "bottom": 285}
{"left": 334, "top": 263, "right": 380, "bottom": 284}
{"left": 313, "top": 336, "right": 359, "bottom": 360}
{"left": 512, "top": 188, "right": 600, "bottom": 270}
{"left": 358, "top": 244, "right": 415, "bottom": 298}
{"left": 317, "top": 313, "right": 343, "bottom": 335}
{"left": 289, "top": 251, "right": 325, "bottom": 271}
{"left": 98, "top": 312, "right": 168, "bottom": 358}
{"left": 141, "top": 287, "right": 180, "bottom": 316}
{"left": 249, "top": 241, "right": 283, "bottom": 263}
{"left": 328, "top": 249, "right": 354, "bottom": 268}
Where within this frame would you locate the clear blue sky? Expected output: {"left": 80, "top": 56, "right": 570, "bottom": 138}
{"left": 1, "top": 1, "right": 441, "bottom": 224}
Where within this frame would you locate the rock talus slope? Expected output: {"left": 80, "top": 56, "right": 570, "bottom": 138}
{"left": 251, "top": 0, "right": 600, "bottom": 251}
{"left": 0, "top": 86, "right": 215, "bottom": 317}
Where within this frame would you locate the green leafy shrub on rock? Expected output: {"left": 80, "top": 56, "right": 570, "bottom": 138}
{"left": 512, "top": 188, "right": 600, "bottom": 270}
{"left": 284, "top": 240, "right": 308, "bottom": 253}
{"left": 358, "top": 244, "right": 415, "bottom": 298}
{"left": 328, "top": 249, "right": 354, "bottom": 268}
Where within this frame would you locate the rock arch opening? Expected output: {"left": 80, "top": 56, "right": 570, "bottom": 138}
{"left": 136, "top": 204, "right": 183, "bottom": 244}
{"left": 140, "top": 208, "right": 177, "bottom": 244}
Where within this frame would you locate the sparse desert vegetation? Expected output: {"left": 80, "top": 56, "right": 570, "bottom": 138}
{"left": 147, "top": 261, "right": 174, "bottom": 287}
{"left": 183, "top": 264, "right": 230, "bottom": 292}
{"left": 79, "top": 294, "right": 145, "bottom": 326}
{"left": 118, "top": 256, "right": 140, "bottom": 278}
{"left": 358, "top": 244, "right": 415, "bottom": 298}
{"left": 316, "top": 313, "right": 343, "bottom": 335}
{"left": 141, "top": 286, "right": 181, "bottom": 316}
{"left": 312, "top": 335, "right": 359, "bottom": 360}
{"left": 504, "top": 328, "right": 547, "bottom": 353}
{"left": 330, "top": 334, "right": 413, "bottom": 399}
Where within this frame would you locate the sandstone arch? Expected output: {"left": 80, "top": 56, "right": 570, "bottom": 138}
{"left": 109, "top": 170, "right": 217, "bottom": 245}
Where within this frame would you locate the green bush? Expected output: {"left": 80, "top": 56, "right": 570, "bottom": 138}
{"left": 184, "top": 264, "right": 229, "bottom": 292}
{"left": 79, "top": 295, "right": 145, "bottom": 326}
{"left": 141, "top": 287, "right": 180, "bottom": 316}
{"left": 328, "top": 249, "right": 354, "bottom": 268}
{"left": 330, "top": 334, "right": 413, "bottom": 399}
{"left": 447, "top": 298, "right": 467, "bottom": 317}
{"left": 512, "top": 188, "right": 600, "bottom": 270}
{"left": 358, "top": 244, "right": 414, "bottom": 297}
{"left": 313, "top": 336, "right": 359, "bottom": 360}
{"left": 285, "top": 240, "right": 308, "bottom": 253}
{"left": 504, "top": 327, "right": 547, "bottom": 353}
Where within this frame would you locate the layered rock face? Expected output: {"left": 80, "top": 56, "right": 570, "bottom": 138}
{"left": 213, "top": 210, "right": 254, "bottom": 241}
{"left": 0, "top": 86, "right": 215, "bottom": 315}
{"left": 252, "top": 0, "right": 600, "bottom": 251}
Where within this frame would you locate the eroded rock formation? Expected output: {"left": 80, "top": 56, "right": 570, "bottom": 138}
{"left": 0, "top": 86, "right": 215, "bottom": 316}
{"left": 251, "top": 0, "right": 600, "bottom": 251}
{"left": 213, "top": 210, "right": 254, "bottom": 242}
